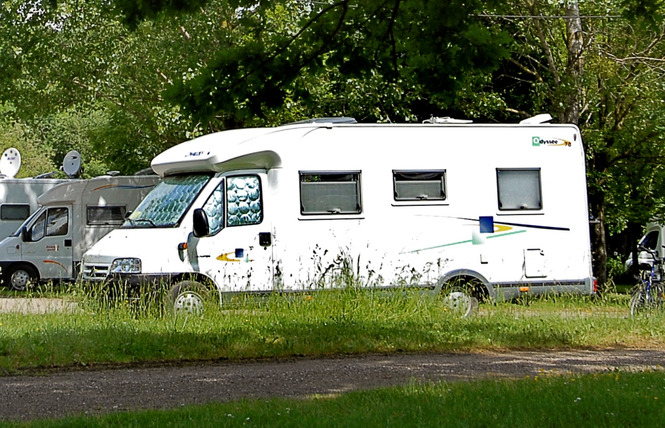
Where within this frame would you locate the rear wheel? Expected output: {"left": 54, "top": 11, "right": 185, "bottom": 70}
{"left": 630, "top": 282, "right": 665, "bottom": 316}
{"left": 5, "top": 265, "right": 39, "bottom": 291}
{"left": 167, "top": 280, "right": 212, "bottom": 315}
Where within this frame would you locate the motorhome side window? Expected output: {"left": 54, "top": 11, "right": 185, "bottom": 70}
{"left": 29, "top": 208, "right": 68, "bottom": 241}
{"left": 300, "top": 171, "right": 361, "bottom": 215}
{"left": 227, "top": 175, "right": 262, "bottom": 226}
{"left": 202, "top": 175, "right": 263, "bottom": 234}
{"left": 87, "top": 206, "right": 127, "bottom": 226}
{"left": 393, "top": 170, "right": 446, "bottom": 201}
{"left": 1, "top": 204, "right": 30, "bottom": 221}
{"left": 496, "top": 168, "right": 542, "bottom": 210}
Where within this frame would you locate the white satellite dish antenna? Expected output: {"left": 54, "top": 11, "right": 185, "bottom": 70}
{"left": 0, "top": 148, "right": 22, "bottom": 178}
{"left": 62, "top": 150, "right": 82, "bottom": 178}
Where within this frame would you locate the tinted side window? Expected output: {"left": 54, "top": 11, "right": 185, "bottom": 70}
{"left": 87, "top": 206, "right": 127, "bottom": 225}
{"left": 641, "top": 231, "right": 659, "bottom": 250}
{"left": 497, "top": 169, "right": 542, "bottom": 210}
{"left": 202, "top": 182, "right": 225, "bottom": 235}
{"left": 1, "top": 204, "right": 30, "bottom": 221}
{"left": 393, "top": 170, "right": 446, "bottom": 201}
{"left": 29, "top": 208, "right": 68, "bottom": 241}
{"left": 46, "top": 208, "right": 68, "bottom": 236}
{"left": 300, "top": 172, "right": 361, "bottom": 215}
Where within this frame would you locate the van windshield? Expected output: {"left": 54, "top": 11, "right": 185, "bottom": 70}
{"left": 124, "top": 174, "right": 211, "bottom": 228}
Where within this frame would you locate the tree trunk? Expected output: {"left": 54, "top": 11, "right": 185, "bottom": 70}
{"left": 564, "top": 2, "right": 610, "bottom": 286}
{"left": 563, "top": 1, "right": 584, "bottom": 124}
{"left": 590, "top": 193, "right": 608, "bottom": 287}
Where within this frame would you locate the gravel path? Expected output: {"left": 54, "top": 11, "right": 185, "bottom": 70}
{"left": 2, "top": 348, "right": 664, "bottom": 422}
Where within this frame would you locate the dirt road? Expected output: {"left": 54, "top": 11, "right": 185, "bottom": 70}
{"left": 2, "top": 348, "right": 664, "bottom": 422}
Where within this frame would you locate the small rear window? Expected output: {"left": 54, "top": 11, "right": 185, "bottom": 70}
{"left": 87, "top": 206, "right": 127, "bottom": 225}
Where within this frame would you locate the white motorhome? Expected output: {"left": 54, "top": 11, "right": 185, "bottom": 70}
{"left": 0, "top": 178, "right": 68, "bottom": 240}
{"left": 81, "top": 117, "right": 596, "bottom": 312}
{"left": 0, "top": 175, "right": 159, "bottom": 290}
{"left": 0, "top": 147, "right": 71, "bottom": 240}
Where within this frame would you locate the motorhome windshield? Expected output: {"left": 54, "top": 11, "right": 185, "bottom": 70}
{"left": 124, "top": 174, "right": 211, "bottom": 228}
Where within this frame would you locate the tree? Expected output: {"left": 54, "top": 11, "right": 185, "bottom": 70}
{"left": 481, "top": 0, "right": 665, "bottom": 286}
{"left": 114, "top": 0, "right": 512, "bottom": 128}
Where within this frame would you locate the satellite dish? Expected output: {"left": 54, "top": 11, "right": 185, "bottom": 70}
{"left": 0, "top": 148, "right": 22, "bottom": 178}
{"left": 62, "top": 150, "right": 82, "bottom": 178}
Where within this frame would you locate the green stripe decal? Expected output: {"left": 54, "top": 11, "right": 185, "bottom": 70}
{"left": 408, "top": 229, "right": 526, "bottom": 253}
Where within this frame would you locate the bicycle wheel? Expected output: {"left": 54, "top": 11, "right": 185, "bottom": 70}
{"left": 651, "top": 282, "right": 665, "bottom": 310}
{"left": 630, "top": 284, "right": 647, "bottom": 316}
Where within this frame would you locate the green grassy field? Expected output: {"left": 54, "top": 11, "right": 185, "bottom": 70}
{"left": 3, "top": 371, "right": 664, "bottom": 427}
{"left": 0, "top": 286, "right": 659, "bottom": 374}
{"left": 1, "top": 284, "right": 663, "bottom": 426}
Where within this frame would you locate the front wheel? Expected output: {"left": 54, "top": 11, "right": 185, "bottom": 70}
{"left": 167, "top": 280, "right": 213, "bottom": 315}
{"left": 5, "top": 265, "right": 39, "bottom": 291}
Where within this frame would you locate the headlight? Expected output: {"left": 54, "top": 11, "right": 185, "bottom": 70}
{"left": 110, "top": 258, "right": 141, "bottom": 274}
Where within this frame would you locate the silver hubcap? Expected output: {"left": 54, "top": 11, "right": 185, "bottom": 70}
{"left": 11, "top": 271, "right": 30, "bottom": 291}
{"left": 173, "top": 291, "right": 204, "bottom": 314}
{"left": 444, "top": 291, "right": 473, "bottom": 316}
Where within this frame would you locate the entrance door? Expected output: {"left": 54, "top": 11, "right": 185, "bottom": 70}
{"left": 190, "top": 174, "right": 273, "bottom": 292}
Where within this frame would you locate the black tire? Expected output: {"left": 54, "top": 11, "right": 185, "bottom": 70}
{"left": 5, "top": 265, "right": 39, "bottom": 291}
{"left": 629, "top": 286, "right": 646, "bottom": 316}
{"left": 167, "top": 280, "right": 213, "bottom": 315}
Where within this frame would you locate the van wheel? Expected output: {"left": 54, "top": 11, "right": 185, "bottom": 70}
{"left": 442, "top": 288, "right": 478, "bottom": 317}
{"left": 5, "top": 265, "right": 38, "bottom": 291}
{"left": 167, "top": 280, "right": 210, "bottom": 315}
{"left": 440, "top": 277, "right": 481, "bottom": 317}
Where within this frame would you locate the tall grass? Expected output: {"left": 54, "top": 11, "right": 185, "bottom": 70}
{"left": 0, "top": 283, "right": 662, "bottom": 374}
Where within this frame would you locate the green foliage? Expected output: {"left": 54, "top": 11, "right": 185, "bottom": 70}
{"left": 0, "top": 105, "right": 57, "bottom": 177}
{"left": 164, "top": 0, "right": 512, "bottom": 127}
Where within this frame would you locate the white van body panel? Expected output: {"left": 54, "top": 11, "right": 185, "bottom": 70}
{"left": 0, "top": 178, "right": 68, "bottom": 240}
{"left": 82, "top": 121, "right": 595, "bottom": 300}
{"left": 625, "top": 222, "right": 664, "bottom": 271}
{"left": 0, "top": 175, "right": 159, "bottom": 285}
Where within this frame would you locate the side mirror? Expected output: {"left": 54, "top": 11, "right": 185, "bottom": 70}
{"left": 21, "top": 227, "right": 31, "bottom": 242}
{"left": 192, "top": 208, "right": 210, "bottom": 238}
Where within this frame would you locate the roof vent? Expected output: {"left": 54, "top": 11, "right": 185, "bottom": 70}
{"left": 423, "top": 116, "right": 472, "bottom": 124}
{"left": 520, "top": 114, "right": 553, "bottom": 124}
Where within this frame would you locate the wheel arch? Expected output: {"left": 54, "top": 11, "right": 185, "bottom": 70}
{"left": 169, "top": 273, "right": 221, "bottom": 302}
{"left": 2, "top": 262, "right": 41, "bottom": 289}
{"left": 435, "top": 269, "right": 494, "bottom": 300}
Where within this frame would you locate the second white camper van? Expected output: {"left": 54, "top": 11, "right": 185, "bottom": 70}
{"left": 0, "top": 178, "right": 67, "bottom": 240}
{"left": 81, "top": 117, "right": 596, "bottom": 313}
{"left": 0, "top": 175, "right": 159, "bottom": 290}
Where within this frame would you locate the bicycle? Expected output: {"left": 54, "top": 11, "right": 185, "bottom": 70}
{"left": 629, "top": 246, "right": 665, "bottom": 316}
